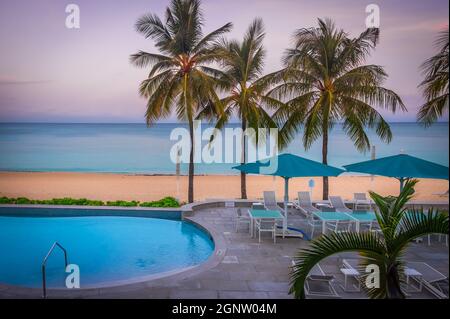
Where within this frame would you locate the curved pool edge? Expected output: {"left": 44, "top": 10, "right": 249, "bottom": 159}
{"left": 0, "top": 204, "right": 227, "bottom": 298}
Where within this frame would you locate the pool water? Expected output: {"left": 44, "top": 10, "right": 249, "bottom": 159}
{"left": 0, "top": 215, "right": 214, "bottom": 288}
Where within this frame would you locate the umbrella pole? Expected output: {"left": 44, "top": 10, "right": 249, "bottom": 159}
{"left": 283, "top": 177, "right": 289, "bottom": 238}
{"left": 399, "top": 177, "right": 404, "bottom": 192}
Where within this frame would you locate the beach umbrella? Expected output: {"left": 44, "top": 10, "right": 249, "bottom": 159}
{"left": 233, "top": 153, "right": 344, "bottom": 234}
{"left": 343, "top": 154, "right": 449, "bottom": 191}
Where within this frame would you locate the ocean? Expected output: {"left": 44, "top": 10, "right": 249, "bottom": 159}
{"left": 0, "top": 123, "right": 448, "bottom": 174}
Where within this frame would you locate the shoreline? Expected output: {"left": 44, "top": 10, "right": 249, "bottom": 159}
{"left": 1, "top": 171, "right": 448, "bottom": 203}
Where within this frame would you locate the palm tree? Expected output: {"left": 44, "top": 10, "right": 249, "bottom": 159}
{"left": 197, "top": 19, "right": 283, "bottom": 199}
{"left": 290, "top": 179, "right": 449, "bottom": 299}
{"left": 130, "top": 0, "right": 232, "bottom": 203}
{"left": 418, "top": 29, "right": 449, "bottom": 126}
{"left": 269, "top": 19, "right": 405, "bottom": 199}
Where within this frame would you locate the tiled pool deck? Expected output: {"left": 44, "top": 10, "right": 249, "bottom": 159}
{"left": 0, "top": 206, "right": 448, "bottom": 299}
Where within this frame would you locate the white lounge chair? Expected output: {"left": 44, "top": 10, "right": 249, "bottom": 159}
{"left": 341, "top": 259, "right": 363, "bottom": 292}
{"left": 353, "top": 193, "right": 372, "bottom": 210}
{"left": 305, "top": 264, "right": 341, "bottom": 298}
{"left": 290, "top": 261, "right": 340, "bottom": 298}
{"left": 432, "top": 189, "right": 449, "bottom": 197}
{"left": 263, "top": 191, "right": 284, "bottom": 213}
{"left": 405, "top": 261, "right": 448, "bottom": 299}
{"left": 329, "top": 196, "right": 352, "bottom": 213}
{"left": 294, "top": 191, "right": 320, "bottom": 216}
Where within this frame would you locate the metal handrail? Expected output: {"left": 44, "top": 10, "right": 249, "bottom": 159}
{"left": 42, "top": 241, "right": 68, "bottom": 298}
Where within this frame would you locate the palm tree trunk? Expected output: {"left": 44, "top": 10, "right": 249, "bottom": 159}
{"left": 322, "top": 128, "right": 329, "bottom": 200}
{"left": 386, "top": 264, "right": 406, "bottom": 299}
{"left": 188, "top": 119, "right": 195, "bottom": 203}
{"left": 240, "top": 119, "right": 247, "bottom": 199}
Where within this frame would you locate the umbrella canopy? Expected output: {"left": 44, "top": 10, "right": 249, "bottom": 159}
{"left": 233, "top": 153, "right": 344, "bottom": 235}
{"left": 233, "top": 153, "right": 345, "bottom": 178}
{"left": 343, "top": 154, "right": 449, "bottom": 190}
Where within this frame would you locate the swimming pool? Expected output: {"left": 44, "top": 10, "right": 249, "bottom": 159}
{"left": 0, "top": 207, "right": 214, "bottom": 288}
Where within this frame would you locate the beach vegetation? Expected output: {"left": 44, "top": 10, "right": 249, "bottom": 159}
{"left": 130, "top": 0, "right": 232, "bottom": 203}
{"left": 418, "top": 29, "right": 449, "bottom": 126}
{"left": 289, "top": 179, "right": 449, "bottom": 299}
{"left": 269, "top": 19, "right": 405, "bottom": 199}
{"left": 140, "top": 196, "right": 180, "bottom": 207}
{"left": 0, "top": 196, "right": 181, "bottom": 208}
{"left": 197, "top": 18, "right": 283, "bottom": 199}
{"left": 106, "top": 200, "right": 139, "bottom": 207}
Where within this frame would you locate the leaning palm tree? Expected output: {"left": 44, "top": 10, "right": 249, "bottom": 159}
{"left": 197, "top": 18, "right": 283, "bottom": 199}
{"left": 418, "top": 29, "right": 449, "bottom": 126}
{"left": 290, "top": 179, "right": 449, "bottom": 299}
{"left": 270, "top": 19, "right": 405, "bottom": 199}
{"left": 130, "top": 0, "right": 232, "bottom": 203}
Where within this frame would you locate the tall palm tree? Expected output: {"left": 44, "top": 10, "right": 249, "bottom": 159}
{"left": 270, "top": 19, "right": 405, "bottom": 199}
{"left": 418, "top": 29, "right": 449, "bottom": 126}
{"left": 197, "top": 19, "right": 283, "bottom": 199}
{"left": 290, "top": 179, "right": 449, "bottom": 299}
{"left": 130, "top": 0, "right": 232, "bottom": 203}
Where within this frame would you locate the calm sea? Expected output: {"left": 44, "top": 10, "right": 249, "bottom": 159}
{"left": 0, "top": 123, "right": 448, "bottom": 174}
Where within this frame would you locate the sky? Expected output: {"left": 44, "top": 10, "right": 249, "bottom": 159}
{"left": 0, "top": 0, "right": 448, "bottom": 123}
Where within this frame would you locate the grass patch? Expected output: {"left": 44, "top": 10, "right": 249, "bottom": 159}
{"left": 140, "top": 196, "right": 180, "bottom": 208}
{"left": 106, "top": 200, "right": 139, "bottom": 207}
{"left": 0, "top": 196, "right": 181, "bottom": 208}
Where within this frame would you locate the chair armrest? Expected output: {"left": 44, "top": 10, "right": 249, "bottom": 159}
{"left": 308, "top": 275, "right": 335, "bottom": 281}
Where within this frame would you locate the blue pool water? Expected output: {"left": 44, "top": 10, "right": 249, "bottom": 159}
{"left": 0, "top": 213, "right": 214, "bottom": 288}
{"left": 0, "top": 123, "right": 448, "bottom": 173}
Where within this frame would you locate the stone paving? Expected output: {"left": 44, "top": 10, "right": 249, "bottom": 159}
{"left": 0, "top": 206, "right": 448, "bottom": 299}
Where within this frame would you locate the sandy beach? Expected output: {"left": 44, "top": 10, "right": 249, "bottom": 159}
{"left": 0, "top": 172, "right": 448, "bottom": 203}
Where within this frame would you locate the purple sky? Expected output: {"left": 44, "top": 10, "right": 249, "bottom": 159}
{"left": 0, "top": 0, "right": 448, "bottom": 123}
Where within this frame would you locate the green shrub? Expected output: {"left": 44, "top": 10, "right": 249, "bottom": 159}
{"left": 34, "top": 198, "right": 104, "bottom": 206}
{"left": 0, "top": 197, "right": 15, "bottom": 204}
{"left": 140, "top": 196, "right": 180, "bottom": 208}
{"left": 106, "top": 200, "right": 139, "bottom": 207}
{"left": 0, "top": 196, "right": 180, "bottom": 208}
{"left": 15, "top": 197, "right": 34, "bottom": 204}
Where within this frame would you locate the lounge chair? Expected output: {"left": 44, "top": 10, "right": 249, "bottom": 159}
{"left": 432, "top": 189, "right": 449, "bottom": 197}
{"left": 294, "top": 191, "right": 320, "bottom": 217}
{"left": 353, "top": 193, "right": 372, "bottom": 210}
{"left": 405, "top": 262, "right": 448, "bottom": 299}
{"left": 291, "top": 261, "right": 340, "bottom": 298}
{"left": 263, "top": 191, "right": 284, "bottom": 213}
{"left": 343, "top": 259, "right": 448, "bottom": 299}
{"left": 329, "top": 196, "right": 352, "bottom": 213}
{"left": 427, "top": 233, "right": 449, "bottom": 247}
{"left": 341, "top": 259, "right": 363, "bottom": 292}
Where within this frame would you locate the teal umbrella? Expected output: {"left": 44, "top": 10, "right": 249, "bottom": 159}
{"left": 233, "top": 153, "right": 344, "bottom": 234}
{"left": 343, "top": 154, "right": 449, "bottom": 191}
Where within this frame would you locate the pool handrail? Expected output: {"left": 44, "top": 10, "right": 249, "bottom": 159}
{"left": 42, "top": 241, "right": 68, "bottom": 298}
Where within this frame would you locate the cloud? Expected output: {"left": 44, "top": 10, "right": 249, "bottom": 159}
{"left": 0, "top": 80, "right": 52, "bottom": 86}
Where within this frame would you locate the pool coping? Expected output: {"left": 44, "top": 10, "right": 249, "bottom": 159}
{"left": 0, "top": 204, "right": 227, "bottom": 298}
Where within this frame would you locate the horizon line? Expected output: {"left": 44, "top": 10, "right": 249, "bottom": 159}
{"left": 0, "top": 121, "right": 449, "bottom": 125}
